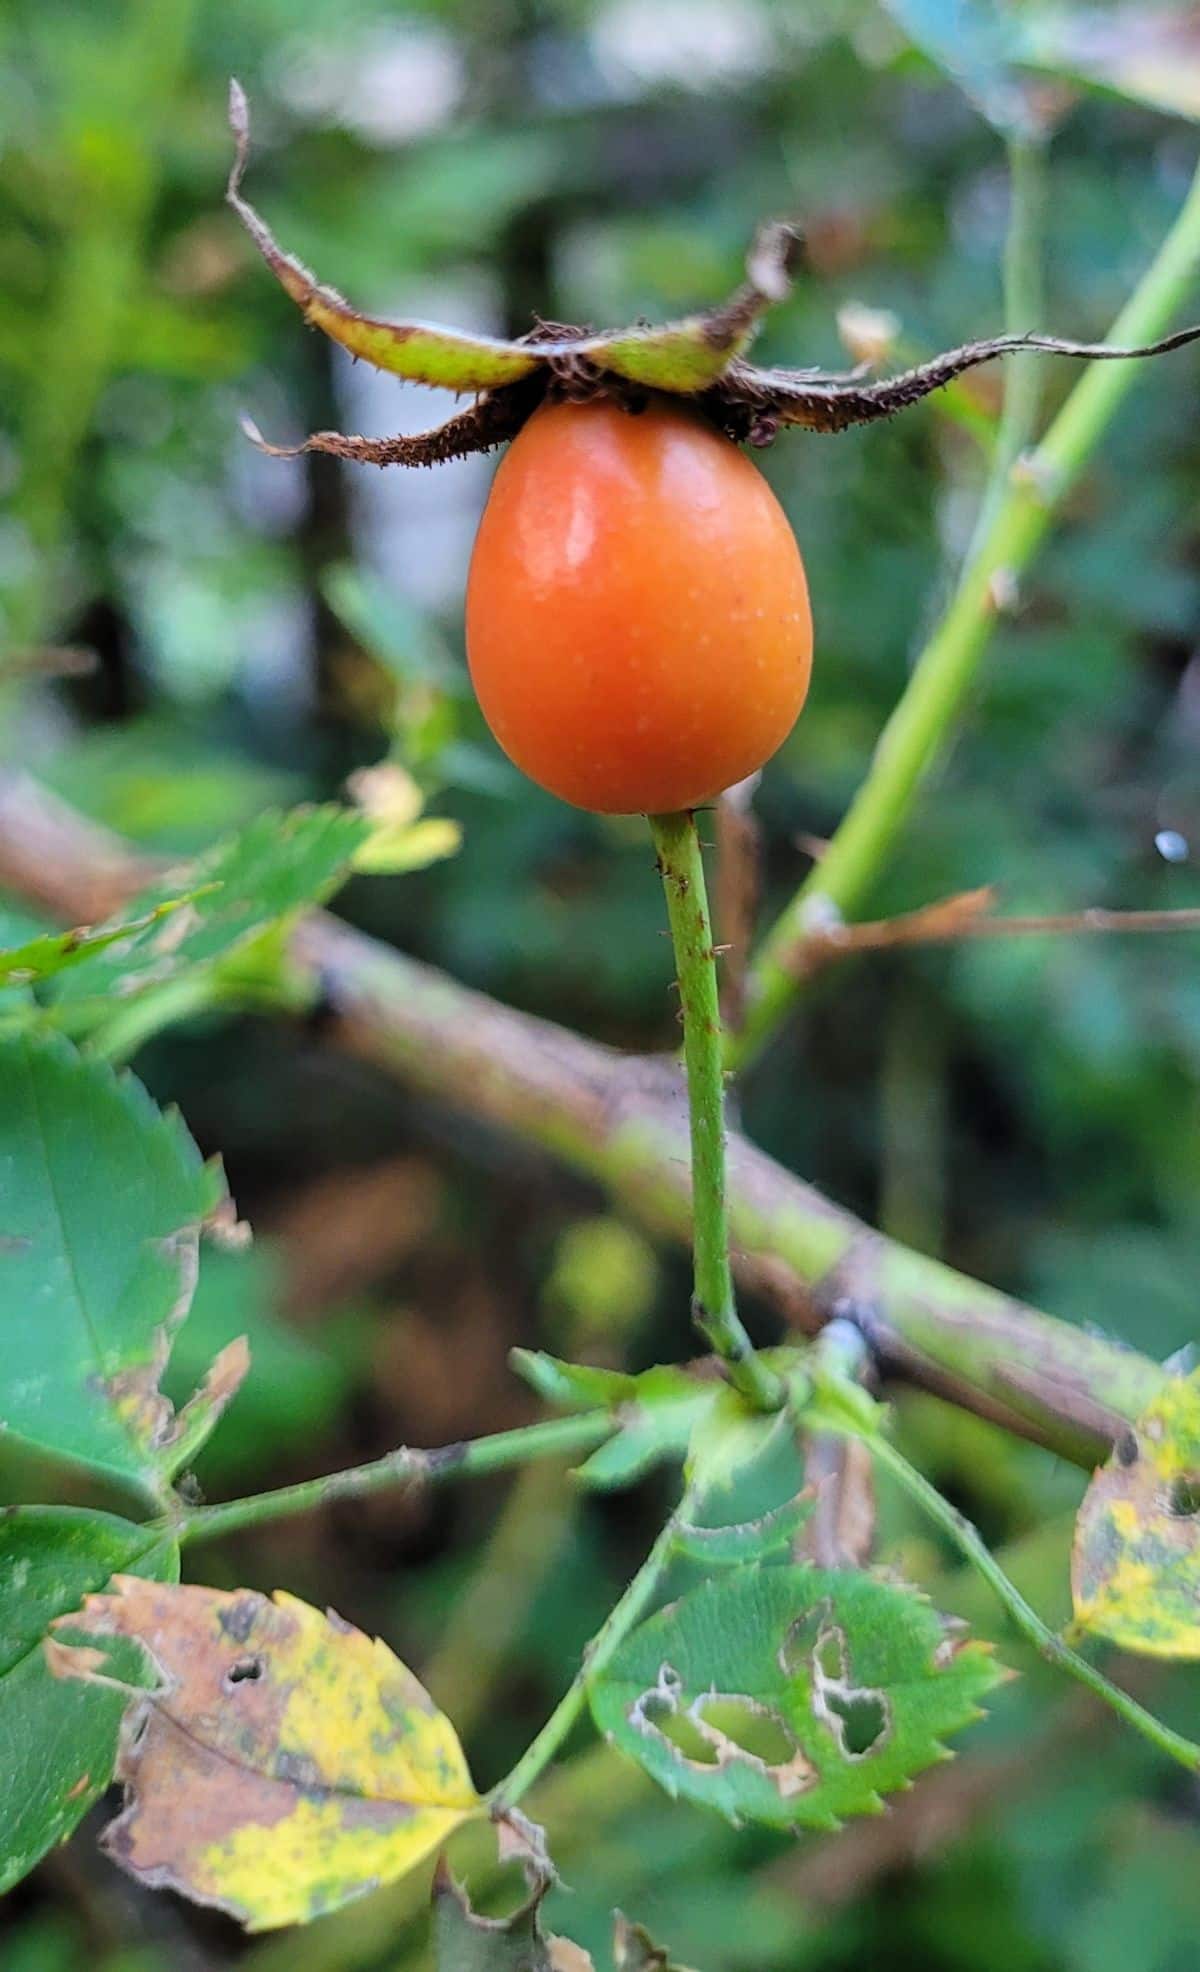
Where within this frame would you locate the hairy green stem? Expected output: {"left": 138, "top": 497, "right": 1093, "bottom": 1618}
{"left": 650, "top": 810, "right": 783, "bottom": 1411}
{"left": 174, "top": 1410, "right": 615, "bottom": 1546}
{"left": 491, "top": 1495, "right": 688, "bottom": 1811}
{"left": 735, "top": 149, "right": 1200, "bottom": 1068}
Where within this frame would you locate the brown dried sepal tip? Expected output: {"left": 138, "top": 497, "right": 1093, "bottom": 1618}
{"left": 227, "top": 80, "right": 1200, "bottom": 469}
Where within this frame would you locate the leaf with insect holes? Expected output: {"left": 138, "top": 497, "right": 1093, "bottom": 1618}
{"left": 0, "top": 1035, "right": 245, "bottom": 1499}
{"left": 511, "top": 1350, "right": 717, "bottom": 1489}
{"left": 47, "top": 1578, "right": 482, "bottom": 1930}
{"left": 0, "top": 896, "right": 202, "bottom": 991}
{"left": 0, "top": 1508, "right": 178, "bottom": 1895}
{"left": 1073, "top": 1370, "right": 1200, "bottom": 1657}
{"left": 431, "top": 1869, "right": 693, "bottom": 1972}
{"left": 589, "top": 1565, "right": 1003, "bottom": 1831}
{"left": 51, "top": 804, "right": 367, "bottom": 1011}
{"left": 433, "top": 1864, "right": 556, "bottom": 1972}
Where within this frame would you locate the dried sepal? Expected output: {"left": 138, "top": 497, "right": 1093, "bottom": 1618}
{"left": 710, "top": 324, "right": 1200, "bottom": 437}
{"left": 227, "top": 77, "right": 1200, "bottom": 466}
{"left": 227, "top": 81, "right": 544, "bottom": 395}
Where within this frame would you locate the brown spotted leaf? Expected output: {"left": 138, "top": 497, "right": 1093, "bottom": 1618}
{"left": 48, "top": 1578, "right": 482, "bottom": 1930}
{"left": 1072, "top": 1370, "right": 1200, "bottom": 1657}
{"left": 0, "top": 1036, "right": 242, "bottom": 1503}
{"left": 589, "top": 1564, "right": 1002, "bottom": 1830}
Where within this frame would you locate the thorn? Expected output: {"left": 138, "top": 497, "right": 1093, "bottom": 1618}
{"left": 987, "top": 567, "right": 1020, "bottom": 614}
{"left": 1011, "top": 448, "right": 1059, "bottom": 505}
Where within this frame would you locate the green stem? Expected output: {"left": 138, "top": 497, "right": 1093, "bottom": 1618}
{"left": 174, "top": 1410, "right": 615, "bottom": 1546}
{"left": 966, "top": 134, "right": 1047, "bottom": 559}
{"left": 649, "top": 810, "right": 783, "bottom": 1412}
{"left": 734, "top": 148, "right": 1200, "bottom": 1070}
{"left": 491, "top": 1495, "right": 687, "bottom": 1811}
{"left": 868, "top": 1424, "right": 1200, "bottom": 1775}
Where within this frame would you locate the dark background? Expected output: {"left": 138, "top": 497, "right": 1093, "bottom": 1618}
{"left": 3, "top": 3, "right": 1200, "bottom": 1967}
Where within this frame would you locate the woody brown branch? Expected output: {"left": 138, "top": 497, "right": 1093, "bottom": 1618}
{"left": 0, "top": 770, "right": 1168, "bottom": 1466}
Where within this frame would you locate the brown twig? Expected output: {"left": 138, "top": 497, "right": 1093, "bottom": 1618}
{"left": 791, "top": 884, "right": 1200, "bottom": 979}
{"left": 0, "top": 770, "right": 1167, "bottom": 1466}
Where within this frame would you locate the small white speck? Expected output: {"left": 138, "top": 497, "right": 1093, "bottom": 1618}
{"left": 1155, "top": 829, "right": 1190, "bottom": 863}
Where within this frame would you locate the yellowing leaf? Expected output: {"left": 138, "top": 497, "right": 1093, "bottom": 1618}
{"left": 348, "top": 762, "right": 463, "bottom": 874}
{"left": 48, "top": 1577, "right": 481, "bottom": 1929}
{"left": 353, "top": 817, "right": 463, "bottom": 876}
{"left": 1073, "top": 1371, "right": 1200, "bottom": 1658}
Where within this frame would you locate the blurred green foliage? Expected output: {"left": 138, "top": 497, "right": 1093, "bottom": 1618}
{"left": 3, "top": 0, "right": 1200, "bottom": 1966}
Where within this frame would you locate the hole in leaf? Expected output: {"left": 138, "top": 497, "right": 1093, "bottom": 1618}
{"left": 1168, "top": 1475, "right": 1200, "bottom": 1517}
{"left": 694, "top": 1697, "right": 797, "bottom": 1766}
{"left": 822, "top": 1686, "right": 888, "bottom": 1756}
{"left": 639, "top": 1692, "right": 719, "bottom": 1765}
{"left": 813, "top": 1631, "right": 845, "bottom": 1682}
{"left": 777, "top": 1600, "right": 836, "bottom": 1679}
{"left": 225, "top": 1655, "right": 265, "bottom": 1687}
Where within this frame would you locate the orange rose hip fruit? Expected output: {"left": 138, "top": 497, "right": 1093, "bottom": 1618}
{"left": 465, "top": 396, "right": 812, "bottom": 814}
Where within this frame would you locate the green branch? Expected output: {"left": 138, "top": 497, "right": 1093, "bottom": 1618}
{"left": 734, "top": 148, "right": 1200, "bottom": 1069}
{"left": 649, "top": 811, "right": 783, "bottom": 1412}
{"left": 0, "top": 774, "right": 1171, "bottom": 1465}
{"left": 491, "top": 1490, "right": 689, "bottom": 1810}
{"left": 175, "top": 1410, "right": 616, "bottom": 1546}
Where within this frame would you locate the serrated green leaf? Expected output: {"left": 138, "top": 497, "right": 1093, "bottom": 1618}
{"left": 0, "top": 1034, "right": 239, "bottom": 1496}
{"left": 0, "top": 1508, "right": 178, "bottom": 1894}
{"left": 590, "top": 1565, "right": 1002, "bottom": 1830}
{"left": 1072, "top": 1369, "right": 1200, "bottom": 1657}
{"left": 674, "top": 1407, "right": 813, "bottom": 1566}
{"left": 0, "top": 895, "right": 201, "bottom": 990}
{"left": 510, "top": 1351, "right": 716, "bottom": 1491}
{"left": 52, "top": 805, "right": 367, "bottom": 1009}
